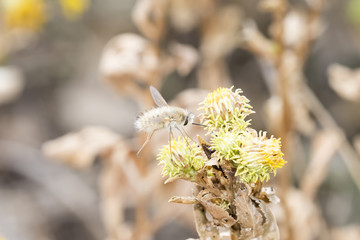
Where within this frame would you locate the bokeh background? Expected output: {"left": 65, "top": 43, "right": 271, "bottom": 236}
{"left": 1, "top": 0, "right": 360, "bottom": 239}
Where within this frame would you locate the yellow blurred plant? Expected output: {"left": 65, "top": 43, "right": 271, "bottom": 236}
{"left": 59, "top": 0, "right": 89, "bottom": 20}
{"left": 1, "top": 0, "right": 46, "bottom": 31}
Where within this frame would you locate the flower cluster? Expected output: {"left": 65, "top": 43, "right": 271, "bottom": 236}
{"left": 157, "top": 137, "right": 205, "bottom": 181}
{"left": 157, "top": 87, "right": 285, "bottom": 184}
{"left": 212, "top": 129, "right": 285, "bottom": 183}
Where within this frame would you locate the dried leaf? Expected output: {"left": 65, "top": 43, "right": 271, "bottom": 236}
{"left": 0, "top": 66, "right": 24, "bottom": 105}
{"left": 99, "top": 33, "right": 162, "bottom": 90}
{"left": 169, "top": 196, "right": 198, "bottom": 204}
{"left": 328, "top": 63, "right": 360, "bottom": 102}
{"left": 234, "top": 188, "right": 256, "bottom": 237}
{"left": 197, "top": 190, "right": 236, "bottom": 227}
{"left": 42, "top": 126, "right": 120, "bottom": 168}
{"left": 193, "top": 203, "right": 220, "bottom": 239}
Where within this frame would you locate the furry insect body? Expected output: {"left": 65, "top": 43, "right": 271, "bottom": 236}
{"left": 135, "top": 86, "right": 195, "bottom": 156}
{"left": 135, "top": 106, "right": 193, "bottom": 132}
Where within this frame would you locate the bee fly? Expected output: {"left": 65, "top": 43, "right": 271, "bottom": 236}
{"left": 135, "top": 86, "right": 196, "bottom": 156}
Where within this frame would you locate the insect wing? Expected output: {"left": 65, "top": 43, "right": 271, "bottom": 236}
{"left": 150, "top": 86, "right": 168, "bottom": 107}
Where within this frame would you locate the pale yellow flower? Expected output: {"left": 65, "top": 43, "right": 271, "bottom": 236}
{"left": 1, "top": 0, "right": 46, "bottom": 31}
{"left": 158, "top": 136, "right": 205, "bottom": 181}
{"left": 199, "top": 86, "right": 254, "bottom": 132}
{"left": 59, "top": 0, "right": 88, "bottom": 20}
{"left": 211, "top": 129, "right": 286, "bottom": 183}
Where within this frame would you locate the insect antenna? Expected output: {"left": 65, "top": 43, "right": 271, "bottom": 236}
{"left": 137, "top": 130, "right": 156, "bottom": 156}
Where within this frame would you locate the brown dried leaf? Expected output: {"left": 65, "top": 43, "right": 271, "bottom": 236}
{"left": 169, "top": 196, "right": 198, "bottom": 204}
{"left": 328, "top": 64, "right": 360, "bottom": 102}
{"left": 197, "top": 191, "right": 236, "bottom": 227}
{"left": 301, "top": 130, "right": 343, "bottom": 199}
{"left": 193, "top": 203, "right": 220, "bottom": 239}
{"left": 250, "top": 197, "right": 280, "bottom": 240}
{"left": 42, "top": 126, "right": 120, "bottom": 168}
{"left": 99, "top": 33, "right": 163, "bottom": 90}
{"left": 234, "top": 188, "right": 256, "bottom": 237}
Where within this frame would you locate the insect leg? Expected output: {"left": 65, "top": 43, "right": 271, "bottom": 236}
{"left": 137, "top": 130, "right": 156, "bottom": 156}
{"left": 169, "top": 126, "right": 174, "bottom": 160}
{"left": 178, "top": 126, "right": 195, "bottom": 143}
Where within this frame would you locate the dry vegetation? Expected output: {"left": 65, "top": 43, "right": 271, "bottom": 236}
{"left": 1, "top": 0, "right": 360, "bottom": 240}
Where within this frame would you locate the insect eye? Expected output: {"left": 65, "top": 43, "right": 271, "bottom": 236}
{"left": 184, "top": 117, "right": 189, "bottom": 126}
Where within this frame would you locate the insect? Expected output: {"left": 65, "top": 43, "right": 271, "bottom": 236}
{"left": 135, "top": 86, "right": 195, "bottom": 155}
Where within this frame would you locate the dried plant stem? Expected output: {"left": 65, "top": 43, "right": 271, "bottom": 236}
{"left": 302, "top": 85, "right": 360, "bottom": 191}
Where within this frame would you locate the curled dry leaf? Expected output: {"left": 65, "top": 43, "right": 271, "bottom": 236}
{"left": 99, "top": 33, "right": 163, "bottom": 91}
{"left": 169, "top": 196, "right": 198, "bottom": 204}
{"left": 327, "top": 63, "right": 360, "bottom": 102}
{"left": 196, "top": 190, "right": 237, "bottom": 228}
{"left": 42, "top": 126, "right": 120, "bottom": 168}
{"left": 132, "top": 0, "right": 166, "bottom": 42}
{"left": 0, "top": 66, "right": 24, "bottom": 105}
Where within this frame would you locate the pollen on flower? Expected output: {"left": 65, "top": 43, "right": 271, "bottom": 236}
{"left": 157, "top": 136, "right": 205, "bottom": 181}
{"left": 199, "top": 86, "right": 254, "bottom": 132}
{"left": 2, "top": 0, "right": 46, "bottom": 31}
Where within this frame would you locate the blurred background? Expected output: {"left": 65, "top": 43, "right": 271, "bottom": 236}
{"left": 1, "top": 0, "right": 360, "bottom": 239}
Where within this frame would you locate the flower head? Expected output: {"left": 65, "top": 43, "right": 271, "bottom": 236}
{"left": 1, "top": 0, "right": 46, "bottom": 31}
{"left": 199, "top": 87, "right": 254, "bottom": 132}
{"left": 158, "top": 137, "right": 205, "bottom": 181}
{"left": 211, "top": 129, "right": 286, "bottom": 183}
